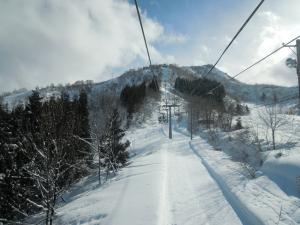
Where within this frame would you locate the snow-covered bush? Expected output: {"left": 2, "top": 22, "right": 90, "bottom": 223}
{"left": 240, "top": 162, "right": 256, "bottom": 179}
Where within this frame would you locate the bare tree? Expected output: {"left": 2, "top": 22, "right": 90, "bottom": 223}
{"left": 259, "top": 103, "right": 286, "bottom": 150}
{"left": 76, "top": 134, "right": 107, "bottom": 185}
{"left": 24, "top": 140, "right": 79, "bottom": 225}
{"left": 87, "top": 94, "right": 120, "bottom": 184}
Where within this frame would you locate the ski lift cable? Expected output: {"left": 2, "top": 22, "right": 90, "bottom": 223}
{"left": 252, "top": 93, "right": 299, "bottom": 109}
{"left": 134, "top": 0, "right": 159, "bottom": 90}
{"left": 191, "top": 35, "right": 300, "bottom": 98}
{"left": 134, "top": 0, "right": 152, "bottom": 67}
{"left": 201, "top": 0, "right": 265, "bottom": 80}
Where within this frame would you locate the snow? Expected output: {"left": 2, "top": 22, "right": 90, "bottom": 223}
{"left": 158, "top": 128, "right": 241, "bottom": 225}
{"left": 242, "top": 103, "right": 300, "bottom": 198}
{"left": 9, "top": 64, "right": 300, "bottom": 224}
{"left": 186, "top": 132, "right": 300, "bottom": 225}
{"left": 28, "top": 106, "right": 300, "bottom": 224}
{"left": 188, "top": 100, "right": 300, "bottom": 224}
{"left": 3, "top": 64, "right": 297, "bottom": 110}
{"left": 262, "top": 157, "right": 300, "bottom": 197}
{"left": 28, "top": 120, "right": 245, "bottom": 224}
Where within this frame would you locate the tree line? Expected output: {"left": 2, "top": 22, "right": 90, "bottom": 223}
{"left": 120, "top": 78, "right": 159, "bottom": 127}
{"left": 0, "top": 90, "right": 90, "bottom": 224}
{"left": 173, "top": 77, "right": 249, "bottom": 131}
{"left": 174, "top": 77, "right": 225, "bottom": 102}
{"left": 0, "top": 89, "right": 130, "bottom": 224}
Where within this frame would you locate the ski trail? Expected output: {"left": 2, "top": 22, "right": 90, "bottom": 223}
{"left": 188, "top": 139, "right": 265, "bottom": 225}
{"left": 52, "top": 125, "right": 242, "bottom": 225}
{"left": 158, "top": 142, "right": 170, "bottom": 225}
{"left": 161, "top": 128, "right": 242, "bottom": 225}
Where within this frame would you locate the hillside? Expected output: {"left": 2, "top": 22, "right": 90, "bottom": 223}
{"left": 2, "top": 64, "right": 300, "bottom": 225}
{"left": 2, "top": 64, "right": 297, "bottom": 110}
{"left": 24, "top": 81, "right": 300, "bottom": 224}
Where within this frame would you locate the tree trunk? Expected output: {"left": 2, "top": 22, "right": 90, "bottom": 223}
{"left": 49, "top": 194, "right": 56, "bottom": 225}
{"left": 272, "top": 129, "right": 275, "bottom": 150}
{"left": 46, "top": 207, "right": 49, "bottom": 225}
{"left": 98, "top": 153, "right": 101, "bottom": 185}
{"left": 106, "top": 168, "right": 109, "bottom": 181}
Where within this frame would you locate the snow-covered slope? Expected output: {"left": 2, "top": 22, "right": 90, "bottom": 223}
{"left": 187, "top": 65, "right": 297, "bottom": 103}
{"left": 17, "top": 67, "right": 300, "bottom": 225}
{"left": 47, "top": 124, "right": 243, "bottom": 225}
{"left": 27, "top": 108, "right": 300, "bottom": 225}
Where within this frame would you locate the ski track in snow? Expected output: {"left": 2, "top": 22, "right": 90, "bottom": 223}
{"left": 188, "top": 140, "right": 264, "bottom": 225}
{"left": 51, "top": 124, "right": 244, "bottom": 225}
{"left": 158, "top": 142, "right": 170, "bottom": 225}
{"left": 160, "top": 129, "right": 241, "bottom": 225}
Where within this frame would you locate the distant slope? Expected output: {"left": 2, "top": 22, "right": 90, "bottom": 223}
{"left": 187, "top": 65, "right": 298, "bottom": 103}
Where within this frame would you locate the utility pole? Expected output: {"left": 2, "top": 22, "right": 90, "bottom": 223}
{"left": 169, "top": 105, "right": 172, "bottom": 139}
{"left": 297, "top": 40, "right": 300, "bottom": 107}
{"left": 163, "top": 104, "right": 179, "bottom": 139}
{"left": 284, "top": 39, "right": 300, "bottom": 108}
{"left": 190, "top": 106, "right": 193, "bottom": 140}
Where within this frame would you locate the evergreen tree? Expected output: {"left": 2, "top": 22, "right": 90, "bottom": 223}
{"left": 0, "top": 90, "right": 93, "bottom": 223}
{"left": 25, "top": 90, "right": 43, "bottom": 133}
{"left": 235, "top": 103, "right": 243, "bottom": 115}
{"left": 235, "top": 117, "right": 243, "bottom": 130}
{"left": 260, "top": 92, "right": 266, "bottom": 102}
{"left": 0, "top": 104, "right": 37, "bottom": 220}
{"left": 273, "top": 93, "right": 278, "bottom": 103}
{"left": 174, "top": 77, "right": 225, "bottom": 102}
{"left": 78, "top": 90, "right": 90, "bottom": 140}
{"left": 73, "top": 90, "right": 91, "bottom": 174}
{"left": 120, "top": 82, "right": 146, "bottom": 126}
{"left": 103, "top": 108, "right": 130, "bottom": 174}
{"left": 148, "top": 78, "right": 160, "bottom": 92}
{"left": 245, "top": 105, "right": 250, "bottom": 114}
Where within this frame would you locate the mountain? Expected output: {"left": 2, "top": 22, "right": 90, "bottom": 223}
{"left": 3, "top": 64, "right": 300, "bottom": 224}
{"left": 187, "top": 65, "right": 297, "bottom": 103}
{"left": 1, "top": 64, "right": 298, "bottom": 109}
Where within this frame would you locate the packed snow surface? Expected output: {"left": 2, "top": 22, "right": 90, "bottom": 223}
{"left": 39, "top": 122, "right": 243, "bottom": 225}
{"left": 26, "top": 106, "right": 300, "bottom": 225}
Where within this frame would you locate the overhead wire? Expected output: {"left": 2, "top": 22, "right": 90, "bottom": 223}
{"left": 134, "top": 0, "right": 152, "bottom": 66}
{"left": 252, "top": 94, "right": 298, "bottom": 109}
{"left": 201, "top": 0, "right": 265, "bottom": 79}
{"left": 202, "top": 35, "right": 300, "bottom": 95}
{"left": 134, "top": 0, "right": 159, "bottom": 89}
{"left": 133, "top": 1, "right": 299, "bottom": 110}
{"left": 282, "top": 42, "right": 297, "bottom": 56}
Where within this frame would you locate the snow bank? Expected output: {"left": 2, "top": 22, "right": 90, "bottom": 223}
{"left": 262, "top": 156, "right": 300, "bottom": 197}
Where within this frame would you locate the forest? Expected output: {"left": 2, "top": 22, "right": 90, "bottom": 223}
{"left": 0, "top": 89, "right": 130, "bottom": 224}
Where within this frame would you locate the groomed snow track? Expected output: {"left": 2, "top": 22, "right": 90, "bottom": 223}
{"left": 188, "top": 141, "right": 264, "bottom": 225}
{"left": 34, "top": 124, "right": 268, "bottom": 225}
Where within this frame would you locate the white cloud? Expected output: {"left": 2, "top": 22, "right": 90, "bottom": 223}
{"left": 0, "top": 0, "right": 174, "bottom": 92}
{"left": 159, "top": 33, "right": 187, "bottom": 45}
{"left": 182, "top": 0, "right": 300, "bottom": 87}
{"left": 237, "top": 6, "right": 300, "bottom": 86}
{"left": 1, "top": 0, "right": 299, "bottom": 92}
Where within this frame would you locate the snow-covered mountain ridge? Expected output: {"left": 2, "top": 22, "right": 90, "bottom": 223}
{"left": 9, "top": 63, "right": 299, "bottom": 225}
{"left": 2, "top": 64, "right": 297, "bottom": 109}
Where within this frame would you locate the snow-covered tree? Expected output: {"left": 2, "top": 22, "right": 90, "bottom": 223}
{"left": 103, "top": 108, "right": 130, "bottom": 176}
{"left": 259, "top": 104, "right": 286, "bottom": 150}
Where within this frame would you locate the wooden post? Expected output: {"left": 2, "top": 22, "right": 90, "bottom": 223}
{"left": 190, "top": 106, "right": 193, "bottom": 140}
{"left": 169, "top": 106, "right": 172, "bottom": 139}
{"left": 163, "top": 104, "right": 179, "bottom": 139}
{"left": 297, "top": 40, "right": 300, "bottom": 108}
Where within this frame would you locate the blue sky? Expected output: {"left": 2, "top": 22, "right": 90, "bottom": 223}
{"left": 0, "top": 0, "right": 299, "bottom": 92}
{"left": 133, "top": 0, "right": 300, "bottom": 86}
{"left": 141, "top": 0, "right": 248, "bottom": 31}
